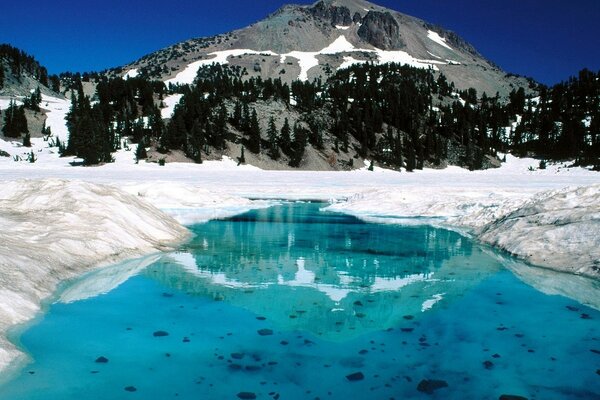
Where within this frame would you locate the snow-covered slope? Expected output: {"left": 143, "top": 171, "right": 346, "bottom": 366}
{"left": 0, "top": 180, "right": 190, "bottom": 371}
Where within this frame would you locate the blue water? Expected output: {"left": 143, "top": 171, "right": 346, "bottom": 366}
{"left": 1, "top": 203, "right": 598, "bottom": 399}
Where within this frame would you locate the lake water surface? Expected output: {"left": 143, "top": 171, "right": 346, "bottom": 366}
{"left": 1, "top": 203, "right": 598, "bottom": 399}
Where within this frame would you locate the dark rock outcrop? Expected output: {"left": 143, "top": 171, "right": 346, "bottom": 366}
{"left": 310, "top": 1, "right": 353, "bottom": 26}
{"left": 357, "top": 11, "right": 403, "bottom": 49}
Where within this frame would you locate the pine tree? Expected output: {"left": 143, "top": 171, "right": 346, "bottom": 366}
{"left": 0, "top": 65, "right": 4, "bottom": 89}
{"left": 135, "top": 137, "right": 148, "bottom": 163}
{"left": 22, "top": 132, "right": 31, "bottom": 147}
{"left": 232, "top": 101, "right": 242, "bottom": 128}
{"left": 2, "top": 100, "right": 28, "bottom": 138}
{"left": 279, "top": 118, "right": 291, "bottom": 156}
{"left": 266, "top": 116, "right": 280, "bottom": 160}
{"left": 405, "top": 139, "right": 416, "bottom": 172}
{"left": 237, "top": 146, "right": 246, "bottom": 165}
{"left": 289, "top": 122, "right": 307, "bottom": 167}
{"left": 247, "top": 109, "right": 261, "bottom": 154}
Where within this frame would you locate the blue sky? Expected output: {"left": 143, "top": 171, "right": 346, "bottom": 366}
{"left": 0, "top": 0, "right": 598, "bottom": 85}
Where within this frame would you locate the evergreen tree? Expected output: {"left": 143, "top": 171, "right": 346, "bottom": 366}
{"left": 279, "top": 118, "right": 292, "bottom": 156}
{"left": 266, "top": 116, "right": 280, "bottom": 160}
{"left": 135, "top": 137, "right": 148, "bottom": 162}
{"left": 22, "top": 132, "right": 31, "bottom": 147}
{"left": 237, "top": 146, "right": 246, "bottom": 166}
{"left": 49, "top": 75, "right": 60, "bottom": 93}
{"left": 289, "top": 122, "right": 307, "bottom": 167}
{"left": 247, "top": 109, "right": 261, "bottom": 154}
{"left": 405, "top": 139, "right": 416, "bottom": 172}
{"left": 2, "top": 100, "right": 28, "bottom": 138}
{"left": 0, "top": 65, "right": 4, "bottom": 89}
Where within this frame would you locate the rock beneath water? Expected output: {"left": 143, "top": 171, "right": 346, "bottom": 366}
{"left": 257, "top": 329, "right": 273, "bottom": 336}
{"left": 153, "top": 331, "right": 169, "bottom": 337}
{"left": 345, "top": 372, "right": 364, "bottom": 381}
{"left": 499, "top": 395, "right": 528, "bottom": 400}
{"left": 95, "top": 356, "right": 109, "bottom": 363}
{"left": 483, "top": 360, "right": 494, "bottom": 370}
{"left": 124, "top": 386, "right": 137, "bottom": 392}
{"left": 237, "top": 392, "right": 257, "bottom": 399}
{"left": 417, "top": 379, "right": 448, "bottom": 394}
{"left": 231, "top": 352, "right": 245, "bottom": 360}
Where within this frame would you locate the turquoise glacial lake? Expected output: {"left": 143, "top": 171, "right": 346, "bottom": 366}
{"left": 0, "top": 203, "right": 598, "bottom": 399}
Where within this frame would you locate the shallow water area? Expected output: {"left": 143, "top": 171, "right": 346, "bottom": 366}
{"left": 0, "top": 203, "right": 598, "bottom": 399}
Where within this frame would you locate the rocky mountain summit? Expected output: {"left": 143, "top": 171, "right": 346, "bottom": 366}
{"left": 115, "top": 0, "right": 532, "bottom": 97}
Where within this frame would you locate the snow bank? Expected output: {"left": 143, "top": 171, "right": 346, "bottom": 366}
{"left": 478, "top": 185, "right": 600, "bottom": 277}
{"left": 0, "top": 179, "right": 190, "bottom": 371}
{"left": 327, "top": 184, "right": 600, "bottom": 279}
{"left": 122, "top": 182, "right": 273, "bottom": 225}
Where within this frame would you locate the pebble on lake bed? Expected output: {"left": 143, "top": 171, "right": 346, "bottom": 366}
{"left": 237, "top": 392, "right": 257, "bottom": 399}
{"left": 345, "top": 372, "right": 364, "bottom": 381}
{"left": 153, "top": 331, "right": 169, "bottom": 337}
{"left": 416, "top": 379, "right": 448, "bottom": 394}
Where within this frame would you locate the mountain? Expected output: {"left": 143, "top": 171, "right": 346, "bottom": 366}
{"left": 0, "top": 44, "right": 60, "bottom": 97}
{"left": 114, "top": 0, "right": 533, "bottom": 97}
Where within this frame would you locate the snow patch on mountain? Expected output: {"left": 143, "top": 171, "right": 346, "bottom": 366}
{"left": 427, "top": 30, "right": 453, "bottom": 50}
{"left": 339, "top": 56, "right": 367, "bottom": 70}
{"left": 165, "top": 49, "right": 278, "bottom": 86}
{"left": 41, "top": 94, "right": 70, "bottom": 143}
{"left": 0, "top": 98, "right": 23, "bottom": 110}
{"left": 164, "top": 35, "right": 451, "bottom": 84}
{"left": 123, "top": 69, "right": 139, "bottom": 79}
{"left": 160, "top": 93, "right": 183, "bottom": 119}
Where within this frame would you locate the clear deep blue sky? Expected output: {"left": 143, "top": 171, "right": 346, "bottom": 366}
{"left": 1, "top": 0, "right": 598, "bottom": 85}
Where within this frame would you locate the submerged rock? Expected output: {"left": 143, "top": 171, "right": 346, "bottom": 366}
{"left": 499, "top": 395, "right": 528, "bottom": 400}
{"left": 153, "top": 331, "right": 169, "bottom": 337}
{"left": 237, "top": 392, "right": 257, "bottom": 399}
{"left": 257, "top": 329, "right": 273, "bottom": 336}
{"left": 95, "top": 356, "right": 109, "bottom": 363}
{"left": 124, "top": 386, "right": 137, "bottom": 392}
{"left": 345, "top": 372, "right": 364, "bottom": 381}
{"left": 416, "top": 379, "right": 448, "bottom": 394}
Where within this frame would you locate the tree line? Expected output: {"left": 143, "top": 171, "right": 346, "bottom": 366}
{"left": 59, "top": 61, "right": 599, "bottom": 170}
